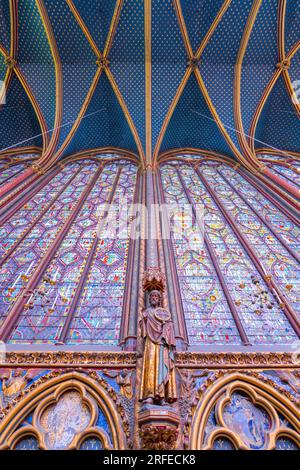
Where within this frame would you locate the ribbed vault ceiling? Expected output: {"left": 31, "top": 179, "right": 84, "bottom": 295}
{"left": 0, "top": 0, "right": 299, "bottom": 170}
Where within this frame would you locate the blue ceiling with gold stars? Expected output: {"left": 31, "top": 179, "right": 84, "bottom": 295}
{"left": 0, "top": 0, "right": 299, "bottom": 167}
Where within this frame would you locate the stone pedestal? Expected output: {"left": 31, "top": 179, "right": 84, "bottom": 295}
{"left": 138, "top": 405, "right": 180, "bottom": 450}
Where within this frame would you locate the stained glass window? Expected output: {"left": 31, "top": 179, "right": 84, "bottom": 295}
{"left": 0, "top": 157, "right": 38, "bottom": 195}
{"left": 14, "top": 436, "right": 39, "bottom": 450}
{"left": 160, "top": 160, "right": 299, "bottom": 346}
{"left": 1, "top": 156, "right": 298, "bottom": 348}
{"left": 160, "top": 164, "right": 241, "bottom": 345}
{"left": 66, "top": 163, "right": 137, "bottom": 344}
{"left": 79, "top": 437, "right": 103, "bottom": 450}
{"left": 260, "top": 155, "right": 300, "bottom": 192}
{"left": 0, "top": 162, "right": 90, "bottom": 329}
{"left": 276, "top": 437, "right": 299, "bottom": 450}
{"left": 0, "top": 163, "right": 29, "bottom": 187}
{"left": 3, "top": 160, "right": 137, "bottom": 345}
{"left": 212, "top": 437, "right": 235, "bottom": 450}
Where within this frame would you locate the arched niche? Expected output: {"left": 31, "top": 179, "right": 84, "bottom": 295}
{"left": 189, "top": 373, "right": 300, "bottom": 450}
{"left": 0, "top": 371, "right": 128, "bottom": 450}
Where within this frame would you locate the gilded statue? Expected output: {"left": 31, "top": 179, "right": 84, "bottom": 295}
{"left": 0, "top": 369, "right": 37, "bottom": 406}
{"left": 139, "top": 290, "right": 177, "bottom": 405}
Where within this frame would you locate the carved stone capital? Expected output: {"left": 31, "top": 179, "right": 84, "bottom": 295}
{"left": 138, "top": 406, "right": 179, "bottom": 450}
{"left": 139, "top": 424, "right": 178, "bottom": 450}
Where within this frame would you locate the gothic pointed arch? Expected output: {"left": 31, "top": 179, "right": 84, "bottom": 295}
{"left": 0, "top": 370, "right": 129, "bottom": 450}
{"left": 189, "top": 372, "right": 300, "bottom": 450}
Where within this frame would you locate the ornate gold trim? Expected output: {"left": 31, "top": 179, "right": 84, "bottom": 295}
{"left": 103, "top": 0, "right": 124, "bottom": 58}
{"left": 277, "top": 0, "right": 286, "bottom": 61}
{"left": 32, "top": 382, "right": 96, "bottom": 450}
{"left": 176, "top": 351, "right": 299, "bottom": 369}
{"left": 9, "top": 0, "right": 18, "bottom": 60}
{"left": 0, "top": 351, "right": 298, "bottom": 369}
{"left": 0, "top": 351, "right": 136, "bottom": 368}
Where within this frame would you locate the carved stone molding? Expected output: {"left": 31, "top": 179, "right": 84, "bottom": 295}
{"left": 0, "top": 351, "right": 136, "bottom": 368}
{"left": 176, "top": 352, "right": 299, "bottom": 368}
{"left": 1, "top": 351, "right": 298, "bottom": 369}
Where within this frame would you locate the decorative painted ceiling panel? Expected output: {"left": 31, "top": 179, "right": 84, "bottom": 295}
{"left": 71, "top": 0, "right": 117, "bottom": 52}
{"left": 180, "top": 0, "right": 225, "bottom": 54}
{"left": 0, "top": 74, "right": 42, "bottom": 151}
{"left": 151, "top": 0, "right": 186, "bottom": 152}
{"left": 0, "top": 0, "right": 299, "bottom": 164}
{"left": 200, "top": 0, "right": 253, "bottom": 151}
{"left": 284, "top": 0, "right": 300, "bottom": 52}
{"left": 63, "top": 72, "right": 138, "bottom": 156}
{"left": 255, "top": 74, "right": 300, "bottom": 154}
{"left": 160, "top": 72, "right": 234, "bottom": 157}
{"left": 18, "top": 0, "right": 56, "bottom": 137}
{"left": 109, "top": 0, "right": 146, "bottom": 152}
{"left": 0, "top": 0, "right": 10, "bottom": 52}
{"left": 240, "top": 0, "right": 278, "bottom": 136}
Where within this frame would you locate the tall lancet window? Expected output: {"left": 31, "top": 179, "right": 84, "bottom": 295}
{"left": 0, "top": 157, "right": 37, "bottom": 194}
{"left": 0, "top": 162, "right": 28, "bottom": 187}
{"left": 259, "top": 154, "right": 300, "bottom": 194}
{"left": 0, "top": 159, "right": 137, "bottom": 345}
{"left": 159, "top": 159, "right": 299, "bottom": 346}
